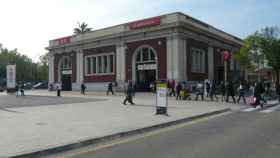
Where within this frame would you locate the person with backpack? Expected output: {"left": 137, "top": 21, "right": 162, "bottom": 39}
{"left": 219, "top": 81, "right": 226, "bottom": 102}
{"left": 253, "top": 82, "right": 265, "bottom": 108}
{"left": 276, "top": 83, "right": 280, "bottom": 102}
{"left": 123, "top": 82, "right": 135, "bottom": 105}
{"left": 195, "top": 81, "right": 204, "bottom": 101}
{"left": 107, "top": 82, "right": 114, "bottom": 95}
{"left": 237, "top": 82, "right": 246, "bottom": 104}
{"left": 209, "top": 80, "right": 218, "bottom": 101}
{"left": 176, "top": 82, "right": 182, "bottom": 100}
{"left": 226, "top": 82, "right": 236, "bottom": 103}
{"left": 81, "top": 83, "right": 86, "bottom": 95}
{"left": 206, "top": 81, "right": 210, "bottom": 97}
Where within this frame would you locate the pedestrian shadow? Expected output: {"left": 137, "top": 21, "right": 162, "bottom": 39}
{"left": 130, "top": 104, "right": 179, "bottom": 109}
{"left": 0, "top": 107, "right": 23, "bottom": 113}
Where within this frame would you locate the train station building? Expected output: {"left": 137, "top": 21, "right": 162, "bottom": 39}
{"left": 47, "top": 12, "right": 244, "bottom": 91}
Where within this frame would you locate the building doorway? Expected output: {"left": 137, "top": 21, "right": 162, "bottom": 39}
{"left": 59, "top": 57, "right": 72, "bottom": 91}
{"left": 133, "top": 46, "right": 157, "bottom": 91}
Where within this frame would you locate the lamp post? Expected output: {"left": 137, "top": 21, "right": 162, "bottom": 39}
{"left": 250, "top": 44, "right": 262, "bottom": 82}
{"left": 223, "top": 50, "right": 231, "bottom": 85}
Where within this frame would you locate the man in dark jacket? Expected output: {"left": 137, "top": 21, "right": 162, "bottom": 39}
{"left": 123, "top": 82, "right": 135, "bottom": 105}
{"left": 237, "top": 82, "right": 246, "bottom": 104}
{"left": 195, "top": 81, "right": 204, "bottom": 101}
{"left": 226, "top": 82, "right": 236, "bottom": 103}
{"left": 81, "top": 83, "right": 86, "bottom": 95}
{"left": 276, "top": 83, "right": 280, "bottom": 102}
{"left": 219, "top": 81, "right": 226, "bottom": 102}
{"left": 254, "top": 82, "right": 265, "bottom": 108}
{"left": 176, "top": 82, "right": 182, "bottom": 100}
{"left": 107, "top": 82, "right": 114, "bottom": 95}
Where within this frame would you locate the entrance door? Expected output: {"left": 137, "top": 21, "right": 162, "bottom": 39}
{"left": 62, "top": 74, "right": 72, "bottom": 91}
{"left": 134, "top": 46, "right": 158, "bottom": 92}
{"left": 136, "top": 68, "right": 156, "bottom": 91}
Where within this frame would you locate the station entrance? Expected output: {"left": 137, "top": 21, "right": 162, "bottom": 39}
{"left": 134, "top": 46, "right": 157, "bottom": 91}
{"left": 59, "top": 57, "right": 72, "bottom": 91}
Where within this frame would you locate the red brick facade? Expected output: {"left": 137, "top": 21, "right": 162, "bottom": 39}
{"left": 125, "top": 38, "right": 167, "bottom": 81}
{"left": 83, "top": 45, "right": 116, "bottom": 83}
{"left": 54, "top": 52, "right": 76, "bottom": 82}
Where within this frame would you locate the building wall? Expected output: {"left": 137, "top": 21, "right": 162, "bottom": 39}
{"left": 83, "top": 45, "right": 116, "bottom": 83}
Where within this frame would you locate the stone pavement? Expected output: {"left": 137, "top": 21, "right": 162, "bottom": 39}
{"left": 0, "top": 90, "right": 243, "bottom": 157}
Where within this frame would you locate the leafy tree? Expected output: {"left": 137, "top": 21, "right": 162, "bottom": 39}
{"left": 0, "top": 44, "right": 49, "bottom": 86}
{"left": 235, "top": 27, "right": 280, "bottom": 83}
{"left": 73, "top": 22, "right": 92, "bottom": 35}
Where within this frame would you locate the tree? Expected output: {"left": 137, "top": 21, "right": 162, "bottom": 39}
{"left": 73, "top": 22, "right": 92, "bottom": 35}
{"left": 235, "top": 26, "right": 280, "bottom": 83}
{"left": 257, "top": 27, "right": 280, "bottom": 83}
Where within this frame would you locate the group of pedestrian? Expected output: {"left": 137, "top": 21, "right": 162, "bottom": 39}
{"left": 15, "top": 83, "right": 25, "bottom": 97}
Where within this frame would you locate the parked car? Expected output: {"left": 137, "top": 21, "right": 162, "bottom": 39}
{"left": 33, "top": 81, "right": 48, "bottom": 89}
{"left": 24, "top": 82, "right": 34, "bottom": 89}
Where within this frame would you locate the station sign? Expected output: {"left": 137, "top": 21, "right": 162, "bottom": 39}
{"left": 62, "top": 70, "right": 72, "bottom": 75}
{"left": 128, "top": 17, "right": 161, "bottom": 30}
{"left": 137, "top": 64, "right": 157, "bottom": 70}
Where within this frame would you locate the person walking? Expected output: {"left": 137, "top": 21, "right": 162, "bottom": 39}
{"left": 20, "top": 83, "right": 25, "bottom": 96}
{"left": 107, "top": 82, "right": 114, "bottom": 95}
{"left": 15, "top": 84, "right": 20, "bottom": 97}
{"left": 56, "top": 82, "right": 61, "bottom": 97}
{"left": 195, "top": 81, "right": 204, "bottom": 101}
{"left": 226, "top": 82, "right": 236, "bottom": 103}
{"left": 206, "top": 81, "right": 210, "bottom": 97}
{"left": 219, "top": 81, "right": 226, "bottom": 102}
{"left": 253, "top": 82, "right": 265, "bottom": 108}
{"left": 209, "top": 80, "right": 218, "bottom": 101}
{"left": 81, "top": 83, "right": 86, "bottom": 95}
{"left": 176, "top": 82, "right": 182, "bottom": 100}
{"left": 170, "top": 79, "right": 176, "bottom": 97}
{"left": 237, "top": 82, "right": 246, "bottom": 104}
{"left": 276, "top": 83, "right": 280, "bottom": 102}
{"left": 123, "top": 82, "right": 135, "bottom": 105}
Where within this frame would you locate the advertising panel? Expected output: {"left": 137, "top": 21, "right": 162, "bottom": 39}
{"left": 6, "top": 65, "right": 16, "bottom": 89}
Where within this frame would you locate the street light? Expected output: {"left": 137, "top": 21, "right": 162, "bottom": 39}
{"left": 250, "top": 44, "right": 262, "bottom": 82}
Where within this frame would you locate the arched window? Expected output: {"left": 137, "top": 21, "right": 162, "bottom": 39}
{"left": 136, "top": 47, "right": 156, "bottom": 63}
{"left": 60, "top": 57, "right": 72, "bottom": 70}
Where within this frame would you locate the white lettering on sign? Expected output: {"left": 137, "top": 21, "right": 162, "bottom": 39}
{"left": 62, "top": 70, "right": 72, "bottom": 75}
{"left": 137, "top": 64, "right": 157, "bottom": 70}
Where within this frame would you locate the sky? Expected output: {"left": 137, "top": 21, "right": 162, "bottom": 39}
{"left": 0, "top": 0, "right": 279, "bottom": 61}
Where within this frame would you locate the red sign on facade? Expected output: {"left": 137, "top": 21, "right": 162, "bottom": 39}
{"left": 223, "top": 50, "right": 231, "bottom": 61}
{"left": 55, "top": 36, "right": 72, "bottom": 45}
{"left": 128, "top": 17, "right": 161, "bottom": 30}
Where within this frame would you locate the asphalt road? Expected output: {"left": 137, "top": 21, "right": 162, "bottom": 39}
{"left": 56, "top": 105, "right": 280, "bottom": 158}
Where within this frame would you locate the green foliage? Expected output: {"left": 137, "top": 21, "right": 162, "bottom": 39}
{"left": 0, "top": 44, "right": 48, "bottom": 83}
{"left": 235, "top": 26, "right": 280, "bottom": 83}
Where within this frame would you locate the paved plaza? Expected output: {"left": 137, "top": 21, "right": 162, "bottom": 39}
{"left": 0, "top": 90, "right": 244, "bottom": 157}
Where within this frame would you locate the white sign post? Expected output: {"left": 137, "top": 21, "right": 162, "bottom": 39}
{"left": 156, "top": 81, "right": 168, "bottom": 115}
{"left": 6, "top": 64, "right": 16, "bottom": 92}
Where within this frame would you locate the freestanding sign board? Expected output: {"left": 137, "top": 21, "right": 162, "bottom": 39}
{"left": 6, "top": 65, "right": 16, "bottom": 91}
{"left": 156, "top": 80, "right": 168, "bottom": 115}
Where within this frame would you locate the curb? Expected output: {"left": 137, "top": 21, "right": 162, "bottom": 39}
{"left": 9, "top": 108, "right": 231, "bottom": 158}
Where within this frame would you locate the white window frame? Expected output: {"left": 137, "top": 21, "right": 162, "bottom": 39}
{"left": 85, "top": 52, "right": 115, "bottom": 76}
{"left": 191, "top": 47, "right": 206, "bottom": 73}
